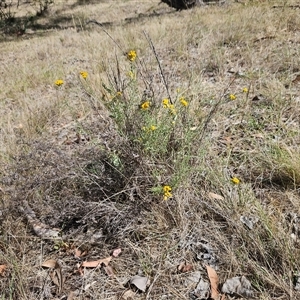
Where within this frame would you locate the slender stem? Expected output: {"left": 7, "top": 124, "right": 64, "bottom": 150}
{"left": 143, "top": 30, "right": 173, "bottom": 104}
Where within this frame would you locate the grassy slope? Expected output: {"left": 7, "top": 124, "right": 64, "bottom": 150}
{"left": 1, "top": 0, "right": 300, "bottom": 299}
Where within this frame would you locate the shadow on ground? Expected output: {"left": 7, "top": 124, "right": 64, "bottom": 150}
{"left": 0, "top": 1, "right": 175, "bottom": 42}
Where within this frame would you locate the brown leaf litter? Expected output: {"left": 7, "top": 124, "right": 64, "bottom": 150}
{"left": 42, "top": 259, "right": 64, "bottom": 294}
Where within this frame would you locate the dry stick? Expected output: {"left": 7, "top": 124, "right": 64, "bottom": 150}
{"left": 272, "top": 5, "right": 300, "bottom": 8}
{"left": 87, "top": 19, "right": 147, "bottom": 82}
{"left": 87, "top": 20, "right": 154, "bottom": 101}
{"left": 85, "top": 20, "right": 135, "bottom": 108}
{"left": 198, "top": 76, "right": 236, "bottom": 144}
{"left": 237, "top": 81, "right": 252, "bottom": 130}
{"left": 143, "top": 30, "right": 173, "bottom": 104}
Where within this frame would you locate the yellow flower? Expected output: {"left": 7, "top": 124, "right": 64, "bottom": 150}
{"left": 127, "top": 50, "right": 137, "bottom": 62}
{"left": 229, "top": 94, "right": 236, "bottom": 100}
{"left": 163, "top": 185, "right": 172, "bottom": 201}
{"left": 163, "top": 185, "right": 171, "bottom": 193}
{"left": 127, "top": 71, "right": 135, "bottom": 79}
{"left": 143, "top": 125, "right": 157, "bottom": 132}
{"left": 242, "top": 87, "right": 248, "bottom": 93}
{"left": 55, "top": 79, "right": 64, "bottom": 86}
{"left": 141, "top": 101, "right": 150, "bottom": 110}
{"left": 180, "top": 97, "right": 188, "bottom": 107}
{"left": 169, "top": 104, "right": 177, "bottom": 115}
{"left": 80, "top": 71, "right": 88, "bottom": 79}
{"left": 162, "top": 98, "right": 176, "bottom": 114}
{"left": 162, "top": 98, "right": 169, "bottom": 108}
{"left": 231, "top": 177, "right": 240, "bottom": 184}
{"left": 116, "top": 91, "right": 122, "bottom": 97}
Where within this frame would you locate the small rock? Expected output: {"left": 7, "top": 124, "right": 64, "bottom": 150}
{"left": 185, "top": 271, "right": 202, "bottom": 287}
{"left": 240, "top": 215, "right": 259, "bottom": 230}
{"left": 193, "top": 278, "right": 210, "bottom": 299}
{"left": 222, "top": 276, "right": 253, "bottom": 297}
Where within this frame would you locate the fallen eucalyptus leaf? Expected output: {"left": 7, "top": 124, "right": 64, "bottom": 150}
{"left": 0, "top": 264, "right": 7, "bottom": 276}
{"left": 130, "top": 275, "right": 149, "bottom": 292}
{"left": 206, "top": 265, "right": 220, "bottom": 300}
{"left": 42, "top": 259, "right": 63, "bottom": 294}
{"left": 208, "top": 192, "right": 224, "bottom": 201}
{"left": 42, "top": 259, "right": 57, "bottom": 268}
{"left": 81, "top": 256, "right": 112, "bottom": 268}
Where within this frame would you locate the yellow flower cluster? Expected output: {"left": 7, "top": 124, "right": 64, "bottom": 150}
{"left": 141, "top": 101, "right": 150, "bottom": 110}
{"left": 162, "top": 98, "right": 176, "bottom": 115}
{"left": 179, "top": 97, "right": 188, "bottom": 107}
{"left": 229, "top": 94, "right": 236, "bottom": 101}
{"left": 55, "top": 79, "right": 64, "bottom": 86}
{"left": 231, "top": 177, "right": 240, "bottom": 184}
{"left": 80, "top": 71, "right": 88, "bottom": 79}
{"left": 142, "top": 125, "right": 157, "bottom": 132}
{"left": 162, "top": 98, "right": 169, "bottom": 108}
{"left": 242, "top": 87, "right": 248, "bottom": 93}
{"left": 163, "top": 185, "right": 172, "bottom": 201}
{"left": 127, "top": 71, "right": 135, "bottom": 79}
{"left": 127, "top": 50, "right": 137, "bottom": 62}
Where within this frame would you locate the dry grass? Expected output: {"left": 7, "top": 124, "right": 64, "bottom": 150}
{"left": 1, "top": 0, "right": 300, "bottom": 299}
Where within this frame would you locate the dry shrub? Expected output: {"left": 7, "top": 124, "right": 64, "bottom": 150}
{"left": 4, "top": 135, "right": 156, "bottom": 243}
